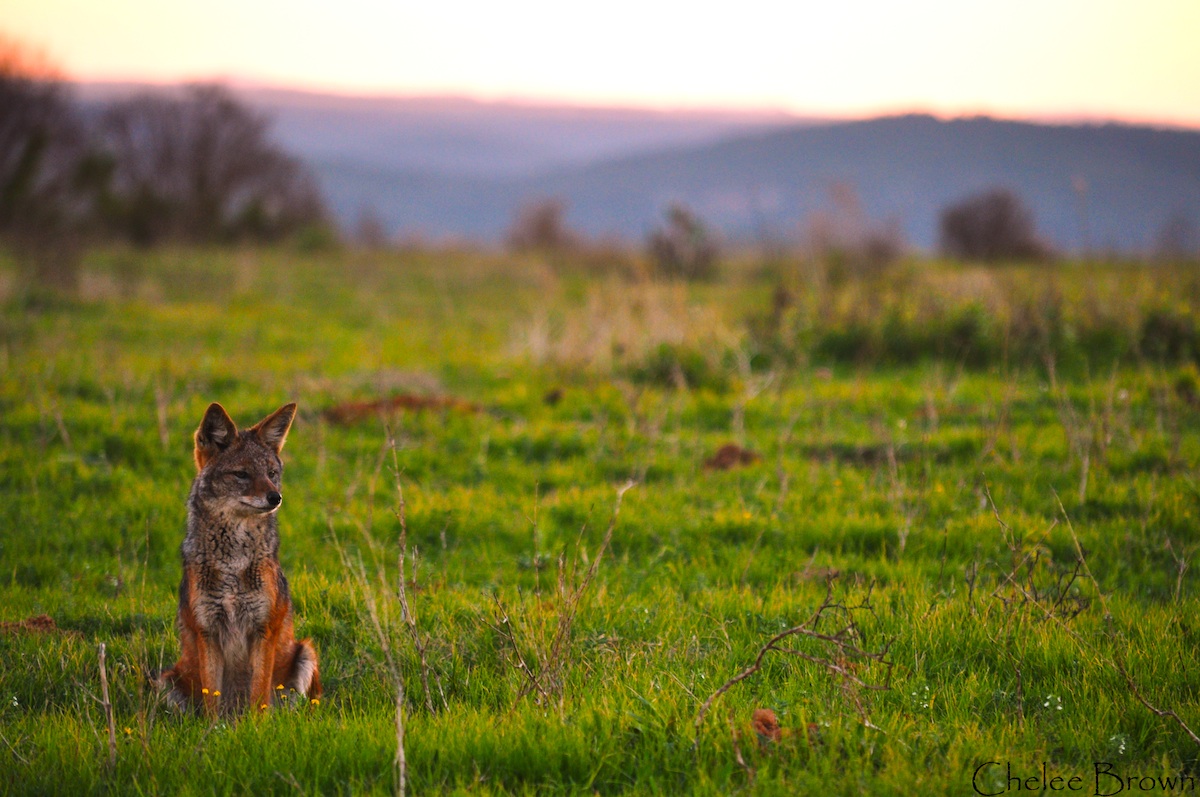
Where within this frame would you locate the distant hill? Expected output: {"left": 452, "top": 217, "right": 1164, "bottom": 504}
{"left": 75, "top": 84, "right": 1200, "bottom": 252}
{"left": 322, "top": 115, "right": 1200, "bottom": 252}
{"left": 535, "top": 114, "right": 1200, "bottom": 252}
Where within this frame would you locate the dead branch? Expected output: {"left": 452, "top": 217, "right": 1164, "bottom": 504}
{"left": 389, "top": 435, "right": 437, "bottom": 714}
{"left": 98, "top": 643, "right": 117, "bottom": 767}
{"left": 393, "top": 689, "right": 407, "bottom": 797}
{"left": 489, "top": 592, "right": 552, "bottom": 705}
{"left": 1112, "top": 648, "right": 1200, "bottom": 746}
{"left": 727, "top": 711, "right": 755, "bottom": 782}
{"left": 983, "top": 478, "right": 1087, "bottom": 621}
{"left": 1051, "top": 492, "right": 1200, "bottom": 748}
{"left": 695, "top": 579, "right": 893, "bottom": 737}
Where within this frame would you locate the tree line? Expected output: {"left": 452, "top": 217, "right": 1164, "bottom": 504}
{"left": 0, "top": 37, "right": 326, "bottom": 274}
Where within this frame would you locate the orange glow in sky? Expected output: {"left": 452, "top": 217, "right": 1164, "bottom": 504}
{"left": 4, "top": 0, "right": 1199, "bottom": 126}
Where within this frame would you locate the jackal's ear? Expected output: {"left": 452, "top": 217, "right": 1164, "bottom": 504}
{"left": 252, "top": 403, "right": 297, "bottom": 454}
{"left": 194, "top": 403, "right": 237, "bottom": 470}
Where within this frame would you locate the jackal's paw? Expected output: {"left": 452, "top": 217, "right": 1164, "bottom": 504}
{"left": 148, "top": 668, "right": 191, "bottom": 712}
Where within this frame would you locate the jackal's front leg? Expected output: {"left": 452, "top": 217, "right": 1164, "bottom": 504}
{"left": 248, "top": 635, "right": 279, "bottom": 712}
{"left": 195, "top": 633, "right": 224, "bottom": 717}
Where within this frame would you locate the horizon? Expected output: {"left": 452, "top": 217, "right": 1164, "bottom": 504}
{"left": 70, "top": 76, "right": 1200, "bottom": 134}
{"left": 5, "top": 0, "right": 1199, "bottom": 129}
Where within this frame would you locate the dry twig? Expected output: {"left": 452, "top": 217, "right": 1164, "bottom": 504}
{"left": 695, "top": 578, "right": 893, "bottom": 737}
{"left": 727, "top": 712, "right": 755, "bottom": 782}
{"left": 388, "top": 436, "right": 441, "bottom": 714}
{"left": 1053, "top": 493, "right": 1200, "bottom": 747}
{"left": 98, "top": 643, "right": 117, "bottom": 768}
{"left": 982, "top": 479, "right": 1086, "bottom": 621}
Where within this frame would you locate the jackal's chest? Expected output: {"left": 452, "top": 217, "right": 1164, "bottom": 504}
{"left": 192, "top": 561, "right": 275, "bottom": 637}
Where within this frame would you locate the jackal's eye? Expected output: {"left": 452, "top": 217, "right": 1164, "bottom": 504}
{"left": 231, "top": 470, "right": 251, "bottom": 481}
{"left": 268, "top": 468, "right": 279, "bottom": 480}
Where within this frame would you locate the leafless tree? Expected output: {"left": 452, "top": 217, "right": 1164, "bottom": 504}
{"left": 939, "top": 188, "right": 1051, "bottom": 262}
{"left": 96, "top": 84, "right": 326, "bottom": 244}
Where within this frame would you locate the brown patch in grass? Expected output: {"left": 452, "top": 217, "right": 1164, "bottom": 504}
{"left": 0, "top": 614, "right": 78, "bottom": 637}
{"left": 794, "top": 566, "right": 842, "bottom": 583}
{"left": 323, "top": 394, "right": 481, "bottom": 425}
{"left": 752, "top": 708, "right": 782, "bottom": 742}
{"left": 751, "top": 708, "right": 821, "bottom": 746}
{"left": 704, "top": 444, "right": 761, "bottom": 471}
{"left": 801, "top": 442, "right": 892, "bottom": 466}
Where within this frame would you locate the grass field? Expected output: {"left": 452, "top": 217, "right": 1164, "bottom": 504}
{"left": 2, "top": 247, "right": 1200, "bottom": 795}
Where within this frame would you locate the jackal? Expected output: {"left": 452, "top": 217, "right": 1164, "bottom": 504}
{"left": 159, "top": 402, "right": 320, "bottom": 715}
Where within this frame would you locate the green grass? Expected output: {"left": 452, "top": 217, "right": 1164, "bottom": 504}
{"left": 2, "top": 248, "right": 1200, "bottom": 795}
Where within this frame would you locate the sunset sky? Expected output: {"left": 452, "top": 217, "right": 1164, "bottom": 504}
{"left": 4, "top": 0, "right": 1199, "bottom": 126}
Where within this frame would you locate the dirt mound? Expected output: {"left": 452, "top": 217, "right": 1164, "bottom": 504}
{"left": 703, "top": 443, "right": 761, "bottom": 471}
{"left": 0, "top": 614, "right": 78, "bottom": 637}
{"left": 323, "top": 394, "right": 481, "bottom": 425}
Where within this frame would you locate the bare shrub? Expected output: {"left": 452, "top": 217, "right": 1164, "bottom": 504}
{"left": 506, "top": 197, "right": 578, "bottom": 253}
{"left": 804, "top": 183, "right": 905, "bottom": 280}
{"left": 981, "top": 483, "right": 1089, "bottom": 619}
{"left": 352, "top": 204, "right": 390, "bottom": 249}
{"left": 939, "top": 188, "right": 1051, "bottom": 262}
{"left": 647, "top": 203, "right": 719, "bottom": 281}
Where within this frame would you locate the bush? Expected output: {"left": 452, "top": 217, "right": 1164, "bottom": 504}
{"left": 939, "top": 188, "right": 1051, "bottom": 262}
{"left": 626, "top": 343, "right": 729, "bottom": 391}
{"left": 1140, "top": 307, "right": 1197, "bottom": 362}
{"left": 506, "top": 198, "right": 577, "bottom": 253}
{"left": 813, "top": 322, "right": 876, "bottom": 365}
{"left": 941, "top": 302, "right": 1000, "bottom": 365}
{"left": 647, "top": 204, "right": 719, "bottom": 281}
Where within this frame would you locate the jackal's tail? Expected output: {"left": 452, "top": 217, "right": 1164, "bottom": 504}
{"left": 282, "top": 638, "right": 321, "bottom": 699}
